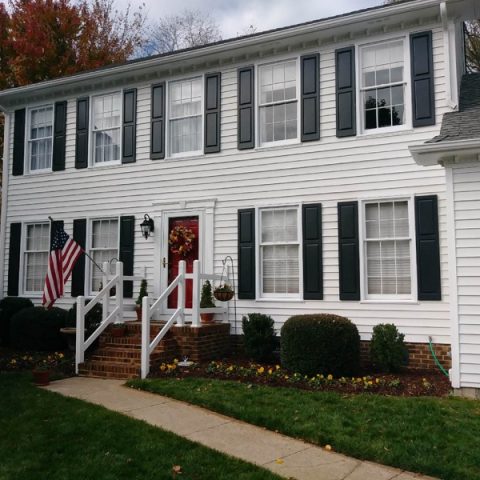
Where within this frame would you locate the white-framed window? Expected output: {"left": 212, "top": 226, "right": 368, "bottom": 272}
{"left": 259, "top": 207, "right": 301, "bottom": 297}
{"left": 359, "top": 39, "right": 406, "bottom": 131}
{"left": 91, "top": 92, "right": 121, "bottom": 165}
{"left": 258, "top": 59, "right": 298, "bottom": 146}
{"left": 362, "top": 200, "right": 412, "bottom": 299}
{"left": 88, "top": 218, "right": 119, "bottom": 293}
{"left": 168, "top": 77, "right": 203, "bottom": 156}
{"left": 27, "top": 105, "right": 53, "bottom": 172}
{"left": 23, "top": 223, "right": 50, "bottom": 294}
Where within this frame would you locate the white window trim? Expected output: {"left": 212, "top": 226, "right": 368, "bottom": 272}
{"left": 256, "top": 204, "right": 303, "bottom": 300}
{"left": 86, "top": 217, "right": 120, "bottom": 296}
{"left": 89, "top": 90, "right": 123, "bottom": 168}
{"left": 255, "top": 56, "right": 301, "bottom": 149}
{"left": 166, "top": 75, "right": 204, "bottom": 159}
{"left": 355, "top": 34, "right": 413, "bottom": 136}
{"left": 358, "top": 196, "right": 417, "bottom": 302}
{"left": 24, "top": 104, "right": 54, "bottom": 175}
{"left": 20, "top": 221, "right": 50, "bottom": 296}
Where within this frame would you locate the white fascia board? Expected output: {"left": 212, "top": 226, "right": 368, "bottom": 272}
{"left": 409, "top": 139, "right": 480, "bottom": 166}
{"left": 0, "top": 0, "right": 445, "bottom": 106}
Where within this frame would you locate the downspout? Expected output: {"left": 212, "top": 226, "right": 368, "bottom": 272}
{"left": 0, "top": 108, "right": 10, "bottom": 299}
{"left": 440, "top": 1, "right": 458, "bottom": 110}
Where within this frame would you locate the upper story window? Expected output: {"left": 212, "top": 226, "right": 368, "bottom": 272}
{"left": 259, "top": 207, "right": 300, "bottom": 297}
{"left": 363, "top": 200, "right": 412, "bottom": 299}
{"left": 89, "top": 218, "right": 119, "bottom": 293}
{"left": 28, "top": 106, "right": 53, "bottom": 171}
{"left": 23, "top": 223, "right": 50, "bottom": 293}
{"left": 169, "top": 77, "right": 202, "bottom": 156}
{"left": 92, "top": 93, "right": 121, "bottom": 164}
{"left": 258, "top": 60, "right": 298, "bottom": 146}
{"left": 360, "top": 40, "right": 405, "bottom": 131}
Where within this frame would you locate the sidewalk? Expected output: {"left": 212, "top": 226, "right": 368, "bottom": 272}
{"left": 45, "top": 377, "right": 437, "bottom": 480}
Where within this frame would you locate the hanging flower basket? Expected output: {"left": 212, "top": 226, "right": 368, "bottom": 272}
{"left": 214, "top": 284, "right": 234, "bottom": 302}
{"left": 169, "top": 226, "right": 196, "bottom": 257}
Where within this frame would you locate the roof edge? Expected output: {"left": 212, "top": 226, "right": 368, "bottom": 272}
{"left": 409, "top": 138, "right": 480, "bottom": 166}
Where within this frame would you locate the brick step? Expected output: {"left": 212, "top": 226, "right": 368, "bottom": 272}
{"left": 79, "top": 360, "right": 140, "bottom": 378}
{"left": 90, "top": 351, "right": 166, "bottom": 362}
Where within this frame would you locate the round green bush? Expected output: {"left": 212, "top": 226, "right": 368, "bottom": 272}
{"left": 10, "top": 307, "right": 68, "bottom": 351}
{"left": 370, "top": 323, "right": 408, "bottom": 372}
{"left": 0, "top": 297, "right": 34, "bottom": 346}
{"left": 280, "top": 314, "right": 360, "bottom": 377}
{"left": 242, "top": 313, "right": 276, "bottom": 361}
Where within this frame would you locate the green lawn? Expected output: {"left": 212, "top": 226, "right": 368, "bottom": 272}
{"left": 128, "top": 377, "right": 480, "bottom": 480}
{"left": 0, "top": 373, "right": 280, "bottom": 480}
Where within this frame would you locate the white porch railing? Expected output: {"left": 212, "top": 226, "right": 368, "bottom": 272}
{"left": 141, "top": 259, "right": 229, "bottom": 378}
{"left": 75, "top": 261, "right": 145, "bottom": 374}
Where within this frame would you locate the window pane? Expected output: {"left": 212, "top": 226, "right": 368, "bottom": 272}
{"left": 262, "top": 245, "right": 299, "bottom": 294}
{"left": 24, "top": 223, "right": 50, "bottom": 292}
{"left": 29, "top": 106, "right": 53, "bottom": 170}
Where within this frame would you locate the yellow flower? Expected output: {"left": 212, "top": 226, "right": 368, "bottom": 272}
{"left": 227, "top": 366, "right": 234, "bottom": 372}
{"left": 160, "top": 365, "right": 166, "bottom": 371}
{"left": 10, "top": 359, "right": 16, "bottom": 364}
{"left": 257, "top": 367, "right": 265, "bottom": 374}
{"left": 376, "top": 378, "right": 380, "bottom": 384}
{"left": 284, "top": 375, "right": 289, "bottom": 380}
{"left": 368, "top": 381, "right": 373, "bottom": 385}
{"left": 58, "top": 353, "right": 64, "bottom": 359}
{"left": 268, "top": 369, "right": 273, "bottom": 375}
{"left": 174, "top": 358, "right": 179, "bottom": 364}
{"left": 327, "top": 374, "right": 333, "bottom": 381}
{"left": 275, "top": 365, "right": 280, "bottom": 370}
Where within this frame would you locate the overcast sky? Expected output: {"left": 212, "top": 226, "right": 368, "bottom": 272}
{"left": 121, "top": 0, "right": 382, "bottom": 39}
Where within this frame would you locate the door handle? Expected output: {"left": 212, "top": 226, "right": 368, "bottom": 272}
{"left": 162, "top": 257, "right": 168, "bottom": 268}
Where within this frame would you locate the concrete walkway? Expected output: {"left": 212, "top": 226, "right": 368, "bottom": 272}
{"left": 45, "top": 377, "right": 436, "bottom": 480}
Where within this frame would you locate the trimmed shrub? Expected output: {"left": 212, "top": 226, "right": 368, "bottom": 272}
{"left": 10, "top": 307, "right": 68, "bottom": 351}
{"left": 0, "top": 297, "right": 34, "bottom": 346}
{"left": 242, "top": 313, "right": 276, "bottom": 361}
{"left": 370, "top": 323, "right": 408, "bottom": 372}
{"left": 281, "top": 314, "right": 360, "bottom": 377}
{"left": 66, "top": 301, "right": 102, "bottom": 336}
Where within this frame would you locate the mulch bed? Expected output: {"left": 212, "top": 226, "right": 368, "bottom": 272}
{"left": 149, "top": 358, "right": 452, "bottom": 397}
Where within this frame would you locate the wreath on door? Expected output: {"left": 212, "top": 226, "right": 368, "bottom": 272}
{"left": 169, "top": 225, "right": 196, "bottom": 257}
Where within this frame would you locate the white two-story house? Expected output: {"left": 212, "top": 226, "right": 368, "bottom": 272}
{"left": 1, "top": 0, "right": 479, "bottom": 392}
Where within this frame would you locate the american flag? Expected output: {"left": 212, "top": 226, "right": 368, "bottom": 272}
{"left": 42, "top": 225, "right": 83, "bottom": 308}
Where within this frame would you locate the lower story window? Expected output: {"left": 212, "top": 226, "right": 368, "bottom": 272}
{"left": 364, "top": 200, "right": 411, "bottom": 298}
{"left": 23, "top": 223, "right": 50, "bottom": 293}
{"left": 89, "top": 218, "right": 119, "bottom": 293}
{"left": 260, "top": 207, "right": 300, "bottom": 296}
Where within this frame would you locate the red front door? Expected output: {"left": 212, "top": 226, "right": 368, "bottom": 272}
{"left": 167, "top": 216, "right": 199, "bottom": 309}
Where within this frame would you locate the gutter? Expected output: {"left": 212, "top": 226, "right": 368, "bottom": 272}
{"left": 409, "top": 138, "right": 480, "bottom": 166}
{"left": 0, "top": 0, "right": 446, "bottom": 102}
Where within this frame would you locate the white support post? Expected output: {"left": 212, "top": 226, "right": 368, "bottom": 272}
{"left": 224, "top": 264, "right": 230, "bottom": 324}
{"left": 115, "top": 261, "right": 123, "bottom": 323}
{"left": 75, "top": 296, "right": 85, "bottom": 374}
{"left": 102, "top": 261, "right": 109, "bottom": 322}
{"left": 177, "top": 260, "right": 186, "bottom": 326}
{"left": 141, "top": 296, "right": 150, "bottom": 379}
{"left": 191, "top": 260, "right": 201, "bottom": 327}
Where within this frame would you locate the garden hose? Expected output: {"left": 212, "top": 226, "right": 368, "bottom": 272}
{"left": 428, "top": 336, "right": 450, "bottom": 378}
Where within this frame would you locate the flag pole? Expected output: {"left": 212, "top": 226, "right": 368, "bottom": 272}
{"left": 48, "top": 216, "right": 105, "bottom": 274}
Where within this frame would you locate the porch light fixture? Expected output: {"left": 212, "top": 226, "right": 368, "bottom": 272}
{"left": 140, "top": 214, "right": 154, "bottom": 239}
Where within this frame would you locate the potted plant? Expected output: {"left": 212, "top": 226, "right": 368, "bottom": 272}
{"left": 200, "top": 280, "right": 216, "bottom": 324}
{"left": 135, "top": 279, "right": 148, "bottom": 321}
{"left": 110, "top": 323, "right": 127, "bottom": 337}
{"left": 32, "top": 359, "right": 53, "bottom": 386}
{"left": 214, "top": 283, "right": 234, "bottom": 302}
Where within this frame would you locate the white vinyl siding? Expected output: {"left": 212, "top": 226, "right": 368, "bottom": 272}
{"left": 168, "top": 77, "right": 203, "bottom": 156}
{"left": 259, "top": 207, "right": 300, "bottom": 297}
{"left": 23, "top": 223, "right": 50, "bottom": 294}
{"left": 88, "top": 219, "right": 119, "bottom": 293}
{"left": 363, "top": 200, "right": 412, "bottom": 299}
{"left": 360, "top": 39, "right": 406, "bottom": 131}
{"left": 258, "top": 59, "right": 298, "bottom": 146}
{"left": 92, "top": 93, "right": 121, "bottom": 164}
{"left": 27, "top": 106, "right": 53, "bottom": 171}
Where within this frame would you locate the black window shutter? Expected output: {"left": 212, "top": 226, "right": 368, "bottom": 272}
{"left": 52, "top": 101, "right": 67, "bottom": 171}
{"left": 71, "top": 219, "right": 87, "bottom": 296}
{"left": 303, "top": 203, "right": 323, "bottom": 300}
{"left": 301, "top": 54, "right": 320, "bottom": 142}
{"left": 238, "top": 66, "right": 255, "bottom": 150}
{"left": 7, "top": 223, "right": 22, "bottom": 296}
{"left": 335, "top": 47, "right": 356, "bottom": 138}
{"left": 13, "top": 109, "right": 25, "bottom": 176}
{"left": 50, "top": 220, "right": 64, "bottom": 249}
{"left": 151, "top": 82, "right": 165, "bottom": 160}
{"left": 238, "top": 208, "right": 255, "bottom": 299}
{"left": 338, "top": 202, "right": 360, "bottom": 300}
{"left": 410, "top": 31, "right": 435, "bottom": 127}
{"left": 415, "top": 195, "right": 441, "bottom": 300}
{"left": 75, "top": 97, "right": 89, "bottom": 169}
{"left": 204, "top": 72, "right": 221, "bottom": 154}
{"left": 119, "top": 216, "right": 135, "bottom": 298}
{"left": 122, "top": 88, "right": 137, "bottom": 163}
